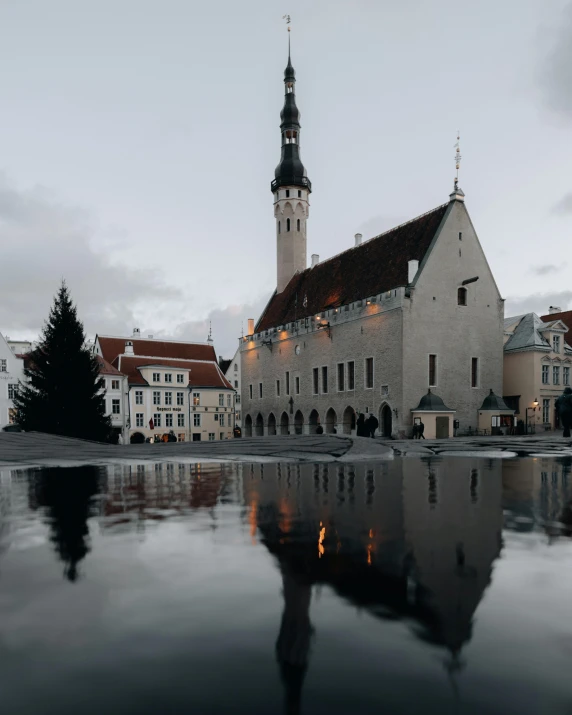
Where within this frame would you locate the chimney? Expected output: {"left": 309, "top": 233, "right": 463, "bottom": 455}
{"left": 311, "top": 254, "right": 319, "bottom": 268}
{"left": 247, "top": 318, "right": 254, "bottom": 335}
{"left": 408, "top": 259, "right": 419, "bottom": 284}
{"left": 354, "top": 233, "right": 362, "bottom": 247}
{"left": 549, "top": 306, "right": 562, "bottom": 314}
{"left": 132, "top": 327, "right": 140, "bottom": 337}
{"left": 125, "top": 340, "right": 134, "bottom": 355}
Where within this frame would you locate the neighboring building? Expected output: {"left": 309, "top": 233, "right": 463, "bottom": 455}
{"left": 0, "top": 333, "right": 25, "bottom": 429}
{"left": 504, "top": 313, "right": 572, "bottom": 431}
{"left": 240, "top": 48, "right": 504, "bottom": 438}
{"left": 223, "top": 347, "right": 242, "bottom": 432}
{"left": 95, "top": 355, "right": 129, "bottom": 443}
{"left": 94, "top": 331, "right": 234, "bottom": 442}
{"left": 541, "top": 306, "right": 572, "bottom": 334}
{"left": 6, "top": 339, "right": 33, "bottom": 355}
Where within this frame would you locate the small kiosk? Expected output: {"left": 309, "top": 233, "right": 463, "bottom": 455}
{"left": 411, "top": 390, "right": 456, "bottom": 439}
{"left": 477, "top": 390, "right": 515, "bottom": 435}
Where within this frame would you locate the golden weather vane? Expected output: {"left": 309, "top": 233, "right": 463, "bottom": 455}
{"left": 282, "top": 14, "right": 291, "bottom": 31}
{"left": 454, "top": 131, "right": 462, "bottom": 191}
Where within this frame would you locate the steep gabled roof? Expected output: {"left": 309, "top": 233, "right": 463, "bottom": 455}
{"left": 95, "top": 355, "right": 123, "bottom": 376}
{"left": 504, "top": 313, "right": 552, "bottom": 352}
{"left": 256, "top": 203, "right": 449, "bottom": 331}
{"left": 115, "top": 356, "right": 232, "bottom": 389}
{"left": 97, "top": 336, "right": 216, "bottom": 364}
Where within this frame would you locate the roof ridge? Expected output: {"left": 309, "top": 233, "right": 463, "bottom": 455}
{"left": 120, "top": 355, "right": 217, "bottom": 364}
{"left": 97, "top": 335, "right": 211, "bottom": 347}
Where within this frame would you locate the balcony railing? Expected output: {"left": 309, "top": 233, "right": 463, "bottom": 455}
{"left": 271, "top": 176, "right": 312, "bottom": 193}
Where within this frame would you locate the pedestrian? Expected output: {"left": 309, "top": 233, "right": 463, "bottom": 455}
{"left": 556, "top": 387, "right": 572, "bottom": 438}
{"left": 412, "top": 423, "right": 419, "bottom": 439}
{"left": 117, "top": 433, "right": 123, "bottom": 445}
{"left": 316, "top": 424, "right": 324, "bottom": 434}
{"left": 367, "top": 414, "right": 379, "bottom": 438}
{"left": 356, "top": 413, "right": 367, "bottom": 437}
{"left": 418, "top": 420, "right": 426, "bottom": 439}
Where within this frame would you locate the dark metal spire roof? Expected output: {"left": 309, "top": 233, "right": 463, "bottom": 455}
{"left": 412, "top": 389, "right": 455, "bottom": 412}
{"left": 271, "top": 43, "right": 311, "bottom": 193}
{"left": 479, "top": 390, "right": 511, "bottom": 411}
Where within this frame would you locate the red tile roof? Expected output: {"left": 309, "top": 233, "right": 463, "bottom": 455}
{"left": 115, "top": 356, "right": 233, "bottom": 389}
{"left": 256, "top": 203, "right": 449, "bottom": 332}
{"left": 96, "top": 355, "right": 124, "bottom": 376}
{"left": 97, "top": 336, "right": 216, "bottom": 364}
{"left": 540, "top": 310, "right": 572, "bottom": 333}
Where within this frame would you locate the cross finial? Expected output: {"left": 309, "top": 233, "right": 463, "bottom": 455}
{"left": 454, "top": 131, "right": 462, "bottom": 191}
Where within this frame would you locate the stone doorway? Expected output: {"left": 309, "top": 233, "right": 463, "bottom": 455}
{"left": 380, "top": 404, "right": 392, "bottom": 437}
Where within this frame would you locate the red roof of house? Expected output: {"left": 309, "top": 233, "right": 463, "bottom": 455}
{"left": 255, "top": 203, "right": 449, "bottom": 331}
{"left": 540, "top": 310, "right": 572, "bottom": 333}
{"left": 97, "top": 336, "right": 217, "bottom": 364}
{"left": 96, "top": 355, "right": 124, "bottom": 376}
{"left": 115, "top": 355, "right": 233, "bottom": 389}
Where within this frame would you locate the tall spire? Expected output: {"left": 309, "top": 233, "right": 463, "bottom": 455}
{"left": 449, "top": 131, "right": 465, "bottom": 203}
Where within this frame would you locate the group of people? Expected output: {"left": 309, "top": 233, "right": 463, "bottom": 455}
{"left": 356, "top": 413, "right": 379, "bottom": 438}
{"left": 412, "top": 420, "right": 425, "bottom": 439}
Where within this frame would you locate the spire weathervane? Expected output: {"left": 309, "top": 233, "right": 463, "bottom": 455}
{"left": 282, "top": 14, "right": 291, "bottom": 30}
{"left": 454, "top": 131, "right": 462, "bottom": 192}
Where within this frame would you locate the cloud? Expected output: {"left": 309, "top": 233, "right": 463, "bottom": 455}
{"left": 529, "top": 263, "right": 566, "bottom": 276}
{"left": 552, "top": 192, "right": 572, "bottom": 214}
{"left": 504, "top": 291, "right": 572, "bottom": 318}
{"left": 0, "top": 174, "right": 181, "bottom": 339}
{"left": 541, "top": 4, "right": 572, "bottom": 116}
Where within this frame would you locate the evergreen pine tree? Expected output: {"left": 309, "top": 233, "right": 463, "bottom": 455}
{"left": 14, "top": 281, "right": 112, "bottom": 442}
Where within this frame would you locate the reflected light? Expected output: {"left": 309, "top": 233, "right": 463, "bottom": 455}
{"left": 249, "top": 499, "right": 257, "bottom": 545}
{"left": 318, "top": 521, "right": 325, "bottom": 558}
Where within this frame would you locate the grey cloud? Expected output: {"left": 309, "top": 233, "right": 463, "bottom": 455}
{"left": 552, "top": 193, "right": 572, "bottom": 214}
{"left": 0, "top": 174, "right": 181, "bottom": 340}
{"left": 164, "top": 296, "right": 270, "bottom": 359}
{"left": 541, "top": 4, "right": 572, "bottom": 116}
{"left": 504, "top": 291, "right": 572, "bottom": 318}
{"left": 530, "top": 263, "right": 566, "bottom": 276}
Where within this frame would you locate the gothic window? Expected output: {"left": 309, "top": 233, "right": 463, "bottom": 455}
{"left": 286, "top": 190, "right": 290, "bottom": 198}
{"left": 278, "top": 221, "right": 281, "bottom": 234}
{"left": 286, "top": 218, "right": 291, "bottom": 232}
{"left": 458, "top": 287, "right": 467, "bottom": 306}
{"left": 297, "top": 218, "right": 300, "bottom": 231}
{"left": 298, "top": 190, "right": 302, "bottom": 198}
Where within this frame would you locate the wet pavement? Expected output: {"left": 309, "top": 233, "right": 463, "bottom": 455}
{"left": 1, "top": 456, "right": 572, "bottom": 714}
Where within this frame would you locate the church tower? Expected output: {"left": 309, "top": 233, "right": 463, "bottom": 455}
{"left": 272, "top": 42, "right": 311, "bottom": 294}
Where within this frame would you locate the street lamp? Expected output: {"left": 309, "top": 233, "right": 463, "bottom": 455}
{"left": 526, "top": 398, "right": 539, "bottom": 435}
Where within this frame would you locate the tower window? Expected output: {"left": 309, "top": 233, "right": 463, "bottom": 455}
{"left": 298, "top": 190, "right": 302, "bottom": 198}
{"left": 286, "top": 82, "right": 293, "bottom": 93}
{"left": 297, "top": 219, "right": 300, "bottom": 231}
{"left": 286, "top": 218, "right": 291, "bottom": 232}
{"left": 286, "top": 190, "right": 290, "bottom": 198}
{"left": 458, "top": 287, "right": 467, "bottom": 306}
{"left": 278, "top": 221, "right": 281, "bottom": 234}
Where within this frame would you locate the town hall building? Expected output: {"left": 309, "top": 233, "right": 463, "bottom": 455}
{"left": 240, "top": 47, "right": 505, "bottom": 438}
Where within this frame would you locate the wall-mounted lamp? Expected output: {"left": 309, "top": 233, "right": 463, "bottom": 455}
{"left": 316, "top": 321, "right": 332, "bottom": 339}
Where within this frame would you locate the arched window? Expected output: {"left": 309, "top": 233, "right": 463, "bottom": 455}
{"left": 458, "top": 287, "right": 467, "bottom": 306}
{"left": 278, "top": 221, "right": 281, "bottom": 234}
{"left": 286, "top": 218, "right": 291, "bottom": 232}
{"left": 297, "top": 218, "right": 301, "bottom": 231}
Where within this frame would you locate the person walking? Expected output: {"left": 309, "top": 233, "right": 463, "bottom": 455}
{"left": 556, "top": 387, "right": 572, "bottom": 438}
{"left": 356, "top": 413, "right": 367, "bottom": 437}
{"left": 418, "top": 420, "right": 426, "bottom": 439}
{"left": 367, "top": 414, "right": 379, "bottom": 438}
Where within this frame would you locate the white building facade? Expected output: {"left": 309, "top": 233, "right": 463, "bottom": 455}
{"left": 0, "top": 333, "right": 26, "bottom": 429}
{"left": 224, "top": 347, "right": 242, "bottom": 432}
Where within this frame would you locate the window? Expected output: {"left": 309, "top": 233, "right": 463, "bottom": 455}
{"left": 112, "top": 399, "right": 121, "bottom": 415}
{"left": 177, "top": 392, "right": 184, "bottom": 405}
{"left": 165, "top": 392, "right": 172, "bottom": 405}
{"left": 471, "top": 358, "right": 479, "bottom": 388}
{"left": 543, "top": 399, "right": 550, "bottom": 424}
{"left": 542, "top": 364, "right": 549, "bottom": 384}
{"left": 236, "top": 411, "right": 241, "bottom": 420}
{"left": 208, "top": 433, "right": 215, "bottom": 441}
{"left": 293, "top": 376, "right": 298, "bottom": 395}
{"left": 276, "top": 379, "right": 281, "bottom": 396}
{"left": 338, "top": 363, "right": 345, "bottom": 391}
{"left": 459, "top": 232, "right": 462, "bottom": 241}
{"left": 135, "top": 390, "right": 143, "bottom": 405}
{"left": 193, "top": 392, "right": 200, "bottom": 405}
{"left": 236, "top": 395, "right": 241, "bottom": 404}
{"left": 178, "top": 433, "right": 185, "bottom": 442}
{"left": 553, "top": 336, "right": 561, "bottom": 353}
{"left": 153, "top": 391, "right": 161, "bottom": 405}
{"left": 504, "top": 396, "right": 520, "bottom": 414}
{"left": 136, "top": 413, "right": 144, "bottom": 427}
{"left": 365, "top": 358, "right": 374, "bottom": 389}
{"left": 154, "top": 413, "right": 162, "bottom": 428}
{"left": 286, "top": 218, "right": 291, "bottom": 232}
{"left": 227, "top": 394, "right": 231, "bottom": 407}
{"left": 220, "top": 414, "right": 225, "bottom": 427}
{"left": 564, "top": 367, "right": 570, "bottom": 386}
{"left": 111, "top": 379, "right": 120, "bottom": 390}
{"left": 259, "top": 383, "right": 263, "bottom": 398}
{"left": 8, "top": 384, "right": 17, "bottom": 400}
{"left": 165, "top": 413, "right": 173, "bottom": 427}
{"left": 286, "top": 189, "right": 290, "bottom": 197}
{"left": 429, "top": 355, "right": 437, "bottom": 387}
{"left": 0, "top": 359, "right": 7, "bottom": 372}
{"left": 194, "top": 413, "right": 201, "bottom": 427}
{"left": 381, "top": 384, "right": 389, "bottom": 397}
{"left": 458, "top": 287, "right": 467, "bottom": 306}
{"left": 234, "top": 380, "right": 238, "bottom": 388}
{"left": 348, "top": 361, "right": 355, "bottom": 390}
{"left": 313, "top": 368, "right": 319, "bottom": 394}
{"left": 165, "top": 374, "right": 172, "bottom": 383}
{"left": 278, "top": 221, "right": 281, "bottom": 234}
{"left": 553, "top": 366, "right": 560, "bottom": 385}
{"left": 297, "top": 218, "right": 301, "bottom": 231}
{"left": 177, "top": 374, "right": 185, "bottom": 383}
{"left": 214, "top": 414, "right": 219, "bottom": 421}
{"left": 234, "top": 364, "right": 238, "bottom": 372}
{"left": 298, "top": 190, "right": 302, "bottom": 198}
{"left": 322, "top": 366, "right": 328, "bottom": 394}
{"left": 153, "top": 372, "right": 160, "bottom": 382}
{"left": 286, "top": 372, "right": 290, "bottom": 395}
{"left": 218, "top": 394, "right": 224, "bottom": 406}
{"left": 178, "top": 414, "right": 185, "bottom": 427}
{"left": 249, "top": 384, "right": 253, "bottom": 399}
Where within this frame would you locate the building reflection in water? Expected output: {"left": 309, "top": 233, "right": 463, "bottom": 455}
{"left": 244, "top": 458, "right": 504, "bottom": 714}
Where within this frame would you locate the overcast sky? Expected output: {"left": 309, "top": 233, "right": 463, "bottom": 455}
{"left": 1, "top": 0, "right": 571, "bottom": 357}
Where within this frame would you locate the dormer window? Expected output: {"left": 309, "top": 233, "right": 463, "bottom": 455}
{"left": 553, "top": 335, "right": 561, "bottom": 353}
{"left": 457, "top": 287, "right": 467, "bottom": 306}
